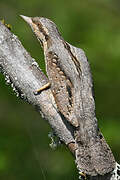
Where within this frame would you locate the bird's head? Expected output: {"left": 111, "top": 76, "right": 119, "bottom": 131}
{"left": 20, "top": 15, "right": 61, "bottom": 47}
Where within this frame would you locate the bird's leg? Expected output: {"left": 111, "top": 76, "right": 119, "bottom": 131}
{"left": 34, "top": 82, "right": 51, "bottom": 95}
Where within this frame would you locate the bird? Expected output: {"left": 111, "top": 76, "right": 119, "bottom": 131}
{"left": 20, "top": 15, "right": 115, "bottom": 177}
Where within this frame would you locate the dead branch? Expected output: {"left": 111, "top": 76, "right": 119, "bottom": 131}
{"left": 0, "top": 22, "right": 119, "bottom": 180}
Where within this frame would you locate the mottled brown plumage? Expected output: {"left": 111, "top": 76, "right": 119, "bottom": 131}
{"left": 20, "top": 15, "right": 115, "bottom": 176}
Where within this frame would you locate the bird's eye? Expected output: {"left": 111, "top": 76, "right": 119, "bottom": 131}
{"left": 35, "top": 22, "right": 42, "bottom": 30}
{"left": 36, "top": 22, "right": 40, "bottom": 26}
{"left": 32, "top": 19, "right": 40, "bottom": 26}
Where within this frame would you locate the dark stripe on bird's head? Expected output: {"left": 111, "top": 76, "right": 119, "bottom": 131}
{"left": 32, "top": 18, "right": 50, "bottom": 42}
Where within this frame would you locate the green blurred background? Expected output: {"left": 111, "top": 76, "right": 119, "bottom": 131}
{"left": 0, "top": 0, "right": 120, "bottom": 179}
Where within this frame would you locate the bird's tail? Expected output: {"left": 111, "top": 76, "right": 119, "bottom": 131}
{"left": 75, "top": 132, "right": 115, "bottom": 176}
{"left": 90, "top": 132, "right": 115, "bottom": 175}
{"left": 75, "top": 142, "right": 97, "bottom": 176}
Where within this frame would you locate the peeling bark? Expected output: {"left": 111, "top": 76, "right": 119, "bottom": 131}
{"left": 0, "top": 22, "right": 119, "bottom": 180}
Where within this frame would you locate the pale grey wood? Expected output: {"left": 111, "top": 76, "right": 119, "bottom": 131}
{"left": 0, "top": 21, "right": 119, "bottom": 180}
{"left": 0, "top": 22, "right": 75, "bottom": 145}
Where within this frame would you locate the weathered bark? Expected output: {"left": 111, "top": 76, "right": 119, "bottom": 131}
{"left": 0, "top": 22, "right": 119, "bottom": 180}
{"left": 0, "top": 22, "right": 75, "bottom": 145}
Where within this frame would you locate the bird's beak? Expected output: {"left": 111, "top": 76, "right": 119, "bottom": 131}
{"left": 20, "top": 15, "right": 33, "bottom": 26}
